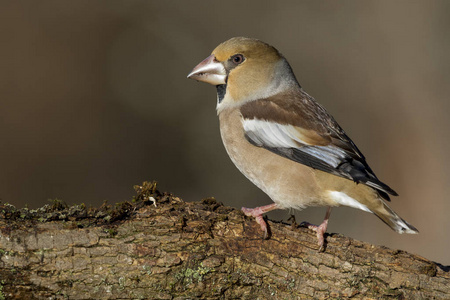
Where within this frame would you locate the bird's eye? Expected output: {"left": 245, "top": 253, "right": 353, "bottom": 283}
{"left": 231, "top": 54, "right": 245, "bottom": 65}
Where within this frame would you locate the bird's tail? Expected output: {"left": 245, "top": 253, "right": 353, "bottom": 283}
{"left": 372, "top": 201, "right": 419, "bottom": 234}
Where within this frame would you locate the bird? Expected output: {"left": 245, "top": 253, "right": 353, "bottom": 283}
{"left": 187, "top": 37, "right": 418, "bottom": 250}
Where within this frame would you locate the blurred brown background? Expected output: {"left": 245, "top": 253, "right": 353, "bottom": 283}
{"left": 1, "top": 1, "right": 449, "bottom": 265}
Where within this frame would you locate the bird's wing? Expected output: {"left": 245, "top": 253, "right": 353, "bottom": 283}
{"left": 240, "top": 91, "right": 397, "bottom": 198}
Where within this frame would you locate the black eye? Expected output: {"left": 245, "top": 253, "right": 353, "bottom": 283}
{"left": 231, "top": 54, "right": 245, "bottom": 65}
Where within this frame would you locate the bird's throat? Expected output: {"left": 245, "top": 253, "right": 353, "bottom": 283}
{"left": 216, "top": 84, "right": 227, "bottom": 103}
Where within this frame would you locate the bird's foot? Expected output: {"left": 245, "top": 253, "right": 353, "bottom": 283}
{"left": 300, "top": 207, "right": 332, "bottom": 252}
{"left": 242, "top": 207, "right": 269, "bottom": 238}
{"left": 241, "top": 203, "right": 278, "bottom": 239}
{"left": 300, "top": 220, "right": 328, "bottom": 251}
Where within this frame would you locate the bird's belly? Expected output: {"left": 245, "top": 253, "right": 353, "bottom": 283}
{"left": 219, "top": 109, "right": 328, "bottom": 209}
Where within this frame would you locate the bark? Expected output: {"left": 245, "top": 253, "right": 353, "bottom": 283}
{"left": 0, "top": 181, "right": 448, "bottom": 299}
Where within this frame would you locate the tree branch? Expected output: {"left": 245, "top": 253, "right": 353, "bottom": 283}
{"left": 0, "top": 181, "right": 448, "bottom": 299}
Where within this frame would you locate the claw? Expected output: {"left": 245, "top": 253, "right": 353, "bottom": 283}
{"left": 242, "top": 203, "right": 278, "bottom": 239}
{"left": 300, "top": 207, "right": 332, "bottom": 251}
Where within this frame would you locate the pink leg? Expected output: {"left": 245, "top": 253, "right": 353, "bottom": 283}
{"left": 241, "top": 203, "right": 278, "bottom": 239}
{"left": 301, "top": 207, "right": 332, "bottom": 251}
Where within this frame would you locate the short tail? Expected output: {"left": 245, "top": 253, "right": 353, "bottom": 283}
{"left": 372, "top": 201, "right": 419, "bottom": 234}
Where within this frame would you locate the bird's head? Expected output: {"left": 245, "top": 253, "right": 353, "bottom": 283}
{"left": 188, "top": 37, "right": 299, "bottom": 112}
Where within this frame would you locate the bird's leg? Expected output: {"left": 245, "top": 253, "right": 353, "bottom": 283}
{"left": 301, "top": 207, "right": 332, "bottom": 251}
{"left": 241, "top": 203, "right": 278, "bottom": 239}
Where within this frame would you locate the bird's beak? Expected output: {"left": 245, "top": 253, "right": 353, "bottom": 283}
{"left": 187, "top": 54, "right": 227, "bottom": 85}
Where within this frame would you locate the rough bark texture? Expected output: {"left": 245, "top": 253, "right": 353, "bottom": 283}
{"left": 0, "top": 181, "right": 448, "bottom": 299}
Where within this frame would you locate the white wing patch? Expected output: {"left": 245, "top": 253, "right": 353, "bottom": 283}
{"left": 242, "top": 118, "right": 348, "bottom": 168}
{"left": 243, "top": 119, "right": 303, "bottom": 148}
{"left": 328, "top": 191, "right": 372, "bottom": 213}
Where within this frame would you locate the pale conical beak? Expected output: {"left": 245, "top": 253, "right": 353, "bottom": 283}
{"left": 187, "top": 54, "right": 227, "bottom": 85}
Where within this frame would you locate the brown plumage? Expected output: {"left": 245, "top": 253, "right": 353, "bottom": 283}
{"left": 188, "top": 37, "right": 418, "bottom": 249}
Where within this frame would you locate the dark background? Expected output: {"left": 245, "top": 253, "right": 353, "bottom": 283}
{"left": 1, "top": 1, "right": 449, "bottom": 265}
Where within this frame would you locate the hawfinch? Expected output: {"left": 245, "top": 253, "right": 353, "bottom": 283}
{"left": 187, "top": 37, "right": 418, "bottom": 249}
